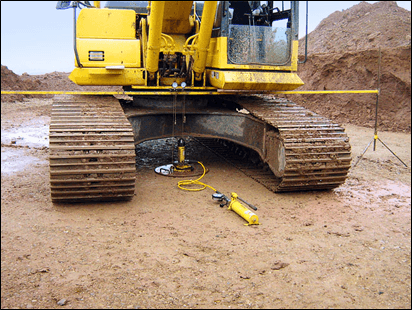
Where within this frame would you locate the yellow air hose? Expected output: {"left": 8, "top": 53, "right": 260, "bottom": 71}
{"left": 177, "top": 161, "right": 217, "bottom": 192}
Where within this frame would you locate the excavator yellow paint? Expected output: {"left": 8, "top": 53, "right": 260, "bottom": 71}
{"left": 76, "top": 9, "right": 136, "bottom": 39}
{"left": 228, "top": 193, "right": 260, "bottom": 226}
{"left": 162, "top": 1, "right": 194, "bottom": 34}
{"left": 207, "top": 70, "right": 304, "bottom": 91}
{"left": 69, "top": 68, "right": 145, "bottom": 86}
{"left": 75, "top": 39, "right": 141, "bottom": 68}
{"left": 71, "top": 7, "right": 141, "bottom": 83}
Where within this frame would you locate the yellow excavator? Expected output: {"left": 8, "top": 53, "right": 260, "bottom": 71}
{"left": 50, "top": 1, "right": 351, "bottom": 202}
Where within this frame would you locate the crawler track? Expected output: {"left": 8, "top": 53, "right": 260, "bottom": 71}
{"left": 197, "top": 97, "right": 352, "bottom": 192}
{"left": 49, "top": 95, "right": 136, "bottom": 203}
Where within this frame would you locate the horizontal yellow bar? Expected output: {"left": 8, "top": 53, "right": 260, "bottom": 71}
{"left": 1, "top": 89, "right": 379, "bottom": 96}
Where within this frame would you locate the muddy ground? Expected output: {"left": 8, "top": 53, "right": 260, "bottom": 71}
{"left": 1, "top": 98, "right": 411, "bottom": 309}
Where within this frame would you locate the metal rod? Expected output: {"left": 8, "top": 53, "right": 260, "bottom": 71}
{"left": 352, "top": 137, "right": 374, "bottom": 167}
{"left": 373, "top": 93, "right": 378, "bottom": 151}
{"left": 237, "top": 196, "right": 257, "bottom": 211}
{"left": 377, "top": 138, "right": 408, "bottom": 167}
{"left": 298, "top": 1, "right": 308, "bottom": 64}
{"left": 373, "top": 47, "right": 381, "bottom": 151}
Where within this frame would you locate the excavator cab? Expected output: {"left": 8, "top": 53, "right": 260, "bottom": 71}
{"left": 225, "top": 1, "right": 293, "bottom": 65}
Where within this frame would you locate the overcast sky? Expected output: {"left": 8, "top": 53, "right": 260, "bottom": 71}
{"left": 1, "top": 1, "right": 410, "bottom": 75}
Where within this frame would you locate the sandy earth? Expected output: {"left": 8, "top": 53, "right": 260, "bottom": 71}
{"left": 1, "top": 97, "right": 410, "bottom": 309}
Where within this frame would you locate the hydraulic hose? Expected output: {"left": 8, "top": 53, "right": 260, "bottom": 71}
{"left": 177, "top": 161, "right": 217, "bottom": 192}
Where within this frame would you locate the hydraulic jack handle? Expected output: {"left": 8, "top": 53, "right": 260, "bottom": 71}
{"left": 236, "top": 196, "right": 258, "bottom": 211}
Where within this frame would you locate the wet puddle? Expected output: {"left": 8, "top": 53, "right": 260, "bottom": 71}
{"left": 1, "top": 118, "right": 49, "bottom": 175}
{"left": 1, "top": 118, "right": 49, "bottom": 148}
{"left": 335, "top": 178, "right": 411, "bottom": 208}
{"left": 1, "top": 148, "right": 48, "bottom": 175}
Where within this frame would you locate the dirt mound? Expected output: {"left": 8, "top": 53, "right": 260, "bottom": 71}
{"left": 1, "top": 65, "right": 42, "bottom": 101}
{"left": 292, "top": 1, "right": 411, "bottom": 133}
{"left": 28, "top": 71, "right": 122, "bottom": 93}
{"left": 1, "top": 65, "right": 122, "bottom": 102}
{"left": 290, "top": 46, "right": 411, "bottom": 133}
{"left": 298, "top": 1, "right": 411, "bottom": 55}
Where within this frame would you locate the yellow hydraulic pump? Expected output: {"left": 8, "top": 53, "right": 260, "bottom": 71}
{"left": 212, "top": 192, "right": 260, "bottom": 225}
{"left": 228, "top": 193, "right": 260, "bottom": 226}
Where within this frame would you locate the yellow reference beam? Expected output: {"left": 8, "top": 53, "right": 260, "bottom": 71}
{"left": 1, "top": 89, "right": 379, "bottom": 96}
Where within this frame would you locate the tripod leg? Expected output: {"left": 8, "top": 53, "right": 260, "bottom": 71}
{"left": 353, "top": 137, "right": 374, "bottom": 167}
{"left": 377, "top": 138, "right": 408, "bottom": 167}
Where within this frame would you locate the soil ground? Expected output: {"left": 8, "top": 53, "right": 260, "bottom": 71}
{"left": 1, "top": 98, "right": 411, "bottom": 309}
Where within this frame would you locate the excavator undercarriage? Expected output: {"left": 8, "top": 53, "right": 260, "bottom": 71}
{"left": 49, "top": 93, "right": 351, "bottom": 202}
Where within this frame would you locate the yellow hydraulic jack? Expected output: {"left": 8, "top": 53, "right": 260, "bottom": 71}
{"left": 174, "top": 138, "right": 194, "bottom": 172}
{"left": 154, "top": 138, "right": 206, "bottom": 177}
{"left": 212, "top": 192, "right": 260, "bottom": 226}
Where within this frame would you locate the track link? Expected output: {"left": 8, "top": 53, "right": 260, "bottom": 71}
{"left": 198, "top": 96, "right": 352, "bottom": 192}
{"left": 49, "top": 95, "right": 136, "bottom": 203}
